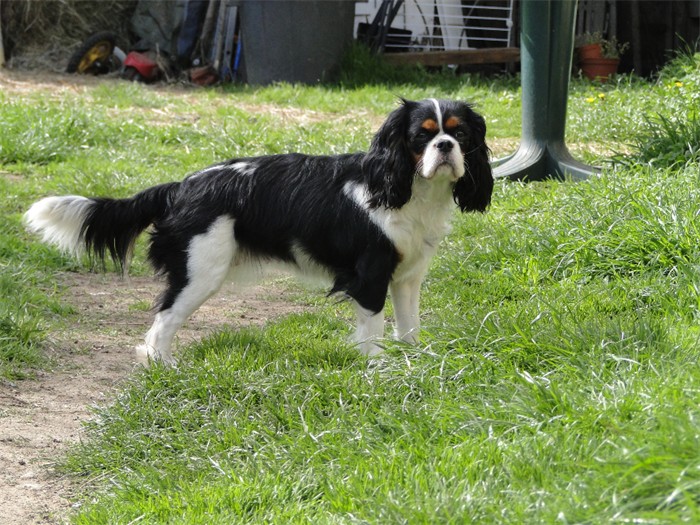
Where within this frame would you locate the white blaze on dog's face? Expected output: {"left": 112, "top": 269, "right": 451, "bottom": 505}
{"left": 409, "top": 98, "right": 468, "bottom": 181}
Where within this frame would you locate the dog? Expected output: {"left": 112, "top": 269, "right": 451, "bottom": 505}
{"left": 24, "top": 98, "right": 493, "bottom": 363}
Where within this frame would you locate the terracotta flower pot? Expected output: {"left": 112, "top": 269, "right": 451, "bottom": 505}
{"left": 580, "top": 57, "right": 620, "bottom": 81}
{"left": 578, "top": 43, "right": 603, "bottom": 61}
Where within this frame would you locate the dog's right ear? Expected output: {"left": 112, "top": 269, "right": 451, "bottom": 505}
{"left": 362, "top": 99, "right": 416, "bottom": 209}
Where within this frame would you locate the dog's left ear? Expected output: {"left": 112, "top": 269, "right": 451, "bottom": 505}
{"left": 454, "top": 112, "right": 493, "bottom": 212}
{"left": 362, "top": 100, "right": 415, "bottom": 209}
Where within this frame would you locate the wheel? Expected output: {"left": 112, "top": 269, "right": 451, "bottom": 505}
{"left": 121, "top": 66, "right": 144, "bottom": 82}
{"left": 66, "top": 32, "right": 117, "bottom": 74}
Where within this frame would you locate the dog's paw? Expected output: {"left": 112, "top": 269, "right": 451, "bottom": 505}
{"left": 357, "top": 340, "right": 385, "bottom": 357}
{"left": 395, "top": 328, "right": 420, "bottom": 345}
{"left": 135, "top": 344, "right": 177, "bottom": 367}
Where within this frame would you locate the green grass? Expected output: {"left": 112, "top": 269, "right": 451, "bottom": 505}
{"left": 2, "top": 49, "right": 700, "bottom": 522}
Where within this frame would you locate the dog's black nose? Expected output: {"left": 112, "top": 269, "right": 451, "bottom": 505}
{"left": 436, "top": 139, "right": 454, "bottom": 152}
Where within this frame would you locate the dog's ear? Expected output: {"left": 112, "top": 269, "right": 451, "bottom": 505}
{"left": 362, "top": 99, "right": 415, "bottom": 209}
{"left": 454, "top": 112, "right": 493, "bottom": 212}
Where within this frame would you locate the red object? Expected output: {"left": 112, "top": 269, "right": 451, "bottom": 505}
{"left": 580, "top": 57, "right": 620, "bottom": 82}
{"left": 123, "top": 51, "right": 160, "bottom": 82}
{"left": 578, "top": 43, "right": 603, "bottom": 61}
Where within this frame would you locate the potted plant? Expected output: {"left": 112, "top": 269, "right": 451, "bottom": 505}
{"left": 575, "top": 32, "right": 629, "bottom": 81}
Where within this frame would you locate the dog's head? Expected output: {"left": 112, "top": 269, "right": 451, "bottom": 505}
{"left": 362, "top": 98, "right": 493, "bottom": 212}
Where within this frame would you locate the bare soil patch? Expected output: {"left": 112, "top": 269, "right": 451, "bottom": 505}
{"left": 0, "top": 68, "right": 120, "bottom": 97}
{"left": 0, "top": 272, "right": 305, "bottom": 524}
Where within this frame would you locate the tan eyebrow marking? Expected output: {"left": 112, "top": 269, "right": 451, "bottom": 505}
{"left": 445, "top": 116, "right": 461, "bottom": 130}
{"left": 421, "top": 119, "right": 439, "bottom": 132}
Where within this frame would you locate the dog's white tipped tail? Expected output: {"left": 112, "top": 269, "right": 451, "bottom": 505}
{"left": 23, "top": 196, "right": 93, "bottom": 256}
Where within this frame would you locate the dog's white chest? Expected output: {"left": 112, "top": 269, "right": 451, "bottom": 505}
{"left": 388, "top": 199, "right": 453, "bottom": 281}
{"left": 344, "top": 180, "right": 455, "bottom": 282}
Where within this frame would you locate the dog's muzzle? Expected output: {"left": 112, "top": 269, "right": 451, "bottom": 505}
{"left": 422, "top": 136, "right": 464, "bottom": 180}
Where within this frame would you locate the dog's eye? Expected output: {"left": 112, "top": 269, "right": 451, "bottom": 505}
{"left": 412, "top": 130, "right": 433, "bottom": 147}
{"left": 454, "top": 130, "right": 467, "bottom": 142}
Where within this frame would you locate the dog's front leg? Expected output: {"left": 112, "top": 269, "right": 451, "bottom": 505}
{"left": 390, "top": 279, "right": 421, "bottom": 344}
{"left": 353, "top": 303, "right": 385, "bottom": 356}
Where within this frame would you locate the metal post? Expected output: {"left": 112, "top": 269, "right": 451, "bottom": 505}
{"left": 493, "top": 0, "right": 598, "bottom": 181}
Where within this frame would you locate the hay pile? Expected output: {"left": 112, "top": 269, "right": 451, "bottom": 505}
{"left": 1, "top": 0, "right": 137, "bottom": 71}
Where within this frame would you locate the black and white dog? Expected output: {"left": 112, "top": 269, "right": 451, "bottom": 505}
{"left": 24, "top": 98, "right": 493, "bottom": 363}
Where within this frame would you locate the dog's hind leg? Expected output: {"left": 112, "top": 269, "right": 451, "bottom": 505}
{"left": 137, "top": 216, "right": 236, "bottom": 365}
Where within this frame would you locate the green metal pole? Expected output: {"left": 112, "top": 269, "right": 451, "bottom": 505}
{"left": 493, "top": 0, "right": 598, "bottom": 181}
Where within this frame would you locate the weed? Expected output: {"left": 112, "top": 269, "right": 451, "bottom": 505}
{"left": 623, "top": 112, "right": 700, "bottom": 168}
{"left": 3, "top": 56, "right": 700, "bottom": 521}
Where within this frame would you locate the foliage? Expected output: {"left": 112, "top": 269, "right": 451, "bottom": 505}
{"left": 617, "top": 43, "right": 700, "bottom": 168}
{"left": 2, "top": 52, "right": 700, "bottom": 521}
{"left": 0, "top": 193, "right": 70, "bottom": 378}
{"left": 575, "top": 31, "right": 630, "bottom": 59}
{"left": 64, "top": 165, "right": 700, "bottom": 524}
{"left": 624, "top": 112, "right": 700, "bottom": 168}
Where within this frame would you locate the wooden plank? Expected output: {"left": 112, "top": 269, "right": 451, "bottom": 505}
{"left": 0, "top": 3, "right": 5, "bottom": 67}
{"left": 383, "top": 47, "right": 520, "bottom": 66}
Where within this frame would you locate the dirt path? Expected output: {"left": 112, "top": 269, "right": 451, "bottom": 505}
{"left": 0, "top": 68, "right": 316, "bottom": 524}
{"left": 0, "top": 273, "right": 304, "bottom": 524}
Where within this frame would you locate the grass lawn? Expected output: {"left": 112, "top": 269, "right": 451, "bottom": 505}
{"left": 2, "top": 48, "right": 700, "bottom": 522}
